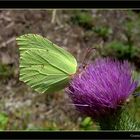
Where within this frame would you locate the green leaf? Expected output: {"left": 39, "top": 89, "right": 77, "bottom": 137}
{"left": 0, "top": 113, "right": 8, "bottom": 130}
{"left": 80, "top": 117, "right": 94, "bottom": 130}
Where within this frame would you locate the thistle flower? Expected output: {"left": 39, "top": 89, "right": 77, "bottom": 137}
{"left": 66, "top": 58, "right": 138, "bottom": 121}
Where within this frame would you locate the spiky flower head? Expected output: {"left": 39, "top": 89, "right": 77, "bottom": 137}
{"left": 66, "top": 58, "right": 138, "bottom": 121}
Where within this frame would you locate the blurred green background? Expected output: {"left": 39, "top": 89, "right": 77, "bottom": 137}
{"left": 0, "top": 10, "right": 140, "bottom": 130}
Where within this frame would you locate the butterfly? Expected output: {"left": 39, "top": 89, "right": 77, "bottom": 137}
{"left": 16, "top": 34, "right": 77, "bottom": 93}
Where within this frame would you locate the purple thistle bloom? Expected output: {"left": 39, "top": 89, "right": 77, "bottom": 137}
{"left": 66, "top": 58, "right": 138, "bottom": 120}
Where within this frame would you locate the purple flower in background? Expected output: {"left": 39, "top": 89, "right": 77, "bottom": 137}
{"left": 66, "top": 58, "right": 138, "bottom": 120}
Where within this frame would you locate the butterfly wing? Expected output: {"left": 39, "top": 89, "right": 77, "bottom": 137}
{"left": 17, "top": 34, "right": 77, "bottom": 93}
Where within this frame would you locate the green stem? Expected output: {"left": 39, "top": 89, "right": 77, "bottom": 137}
{"left": 126, "top": 33, "right": 133, "bottom": 60}
{"left": 99, "top": 107, "right": 140, "bottom": 130}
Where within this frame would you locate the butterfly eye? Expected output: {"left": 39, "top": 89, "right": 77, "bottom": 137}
{"left": 82, "top": 64, "right": 87, "bottom": 69}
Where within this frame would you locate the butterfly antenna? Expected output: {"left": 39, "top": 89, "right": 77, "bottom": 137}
{"left": 81, "top": 47, "right": 96, "bottom": 68}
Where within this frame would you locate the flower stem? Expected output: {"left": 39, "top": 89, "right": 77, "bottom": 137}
{"left": 99, "top": 107, "right": 140, "bottom": 130}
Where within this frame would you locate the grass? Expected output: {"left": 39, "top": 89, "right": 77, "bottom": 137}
{"left": 0, "top": 64, "right": 13, "bottom": 78}
{"left": 0, "top": 112, "right": 8, "bottom": 130}
{"left": 92, "top": 26, "right": 112, "bottom": 40}
{"left": 71, "top": 10, "right": 94, "bottom": 30}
